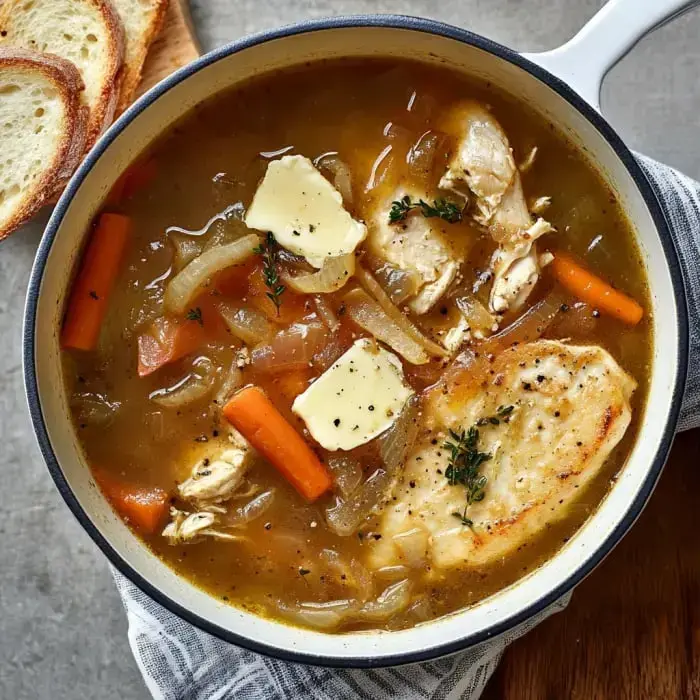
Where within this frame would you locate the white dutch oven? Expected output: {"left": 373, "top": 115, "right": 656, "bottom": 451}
{"left": 24, "top": 0, "right": 695, "bottom": 666}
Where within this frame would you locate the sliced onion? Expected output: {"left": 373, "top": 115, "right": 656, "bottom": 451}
{"left": 214, "top": 364, "right": 242, "bottom": 406}
{"left": 282, "top": 254, "right": 355, "bottom": 294}
{"left": 311, "top": 334, "right": 351, "bottom": 373}
{"left": 369, "top": 259, "right": 421, "bottom": 305}
{"left": 251, "top": 321, "right": 328, "bottom": 374}
{"left": 392, "top": 528, "right": 428, "bottom": 568}
{"left": 375, "top": 565, "right": 410, "bottom": 580}
{"left": 170, "top": 234, "right": 204, "bottom": 270}
{"left": 455, "top": 291, "right": 497, "bottom": 335}
{"left": 325, "top": 467, "right": 392, "bottom": 537}
{"left": 313, "top": 295, "right": 341, "bottom": 332}
{"left": 217, "top": 301, "right": 276, "bottom": 345}
{"left": 547, "top": 301, "right": 598, "bottom": 338}
{"left": 150, "top": 357, "right": 216, "bottom": 408}
{"left": 377, "top": 395, "right": 420, "bottom": 475}
{"left": 164, "top": 234, "right": 260, "bottom": 314}
{"left": 407, "top": 130, "right": 448, "bottom": 185}
{"left": 355, "top": 266, "right": 448, "bottom": 358}
{"left": 315, "top": 152, "right": 354, "bottom": 206}
{"left": 342, "top": 288, "right": 429, "bottom": 365}
{"left": 479, "top": 291, "right": 565, "bottom": 355}
{"left": 354, "top": 579, "right": 412, "bottom": 622}
{"left": 326, "top": 455, "right": 363, "bottom": 498}
{"left": 71, "top": 392, "right": 121, "bottom": 427}
{"left": 225, "top": 490, "right": 275, "bottom": 527}
{"left": 276, "top": 599, "right": 359, "bottom": 631}
{"left": 319, "top": 549, "right": 373, "bottom": 601}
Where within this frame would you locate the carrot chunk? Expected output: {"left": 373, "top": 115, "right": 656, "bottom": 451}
{"left": 137, "top": 316, "right": 205, "bottom": 377}
{"left": 551, "top": 252, "right": 644, "bottom": 326}
{"left": 61, "top": 213, "right": 132, "bottom": 351}
{"left": 98, "top": 475, "right": 169, "bottom": 534}
{"left": 223, "top": 386, "right": 331, "bottom": 502}
{"left": 106, "top": 158, "right": 158, "bottom": 207}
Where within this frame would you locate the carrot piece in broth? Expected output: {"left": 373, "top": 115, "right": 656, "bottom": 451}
{"left": 61, "top": 213, "right": 132, "bottom": 351}
{"left": 551, "top": 252, "right": 643, "bottom": 326}
{"left": 97, "top": 474, "right": 169, "bottom": 534}
{"left": 223, "top": 386, "right": 331, "bottom": 502}
{"left": 106, "top": 158, "right": 158, "bottom": 207}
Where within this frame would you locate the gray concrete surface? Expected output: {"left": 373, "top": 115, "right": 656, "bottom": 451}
{"left": 0, "top": 2, "right": 698, "bottom": 698}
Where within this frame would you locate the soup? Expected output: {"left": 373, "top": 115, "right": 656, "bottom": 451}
{"left": 61, "top": 58, "right": 651, "bottom": 632}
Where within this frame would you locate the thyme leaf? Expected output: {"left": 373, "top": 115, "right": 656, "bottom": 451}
{"left": 389, "top": 195, "right": 462, "bottom": 224}
{"left": 186, "top": 307, "right": 203, "bottom": 326}
{"left": 253, "top": 232, "right": 285, "bottom": 315}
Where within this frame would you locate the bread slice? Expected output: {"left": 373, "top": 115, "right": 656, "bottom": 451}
{"left": 0, "top": 0, "right": 125, "bottom": 147}
{"left": 111, "top": 0, "right": 168, "bottom": 114}
{"left": 0, "top": 48, "right": 88, "bottom": 239}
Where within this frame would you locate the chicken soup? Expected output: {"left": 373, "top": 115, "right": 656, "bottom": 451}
{"left": 61, "top": 58, "right": 651, "bottom": 632}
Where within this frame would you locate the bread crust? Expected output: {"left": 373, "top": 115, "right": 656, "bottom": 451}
{"left": 0, "top": 0, "right": 126, "bottom": 148}
{"left": 0, "top": 48, "right": 87, "bottom": 239}
{"left": 115, "top": 0, "right": 169, "bottom": 115}
{"left": 84, "top": 0, "right": 126, "bottom": 145}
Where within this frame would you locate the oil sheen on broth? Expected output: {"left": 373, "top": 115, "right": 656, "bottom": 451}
{"left": 62, "top": 59, "right": 651, "bottom": 632}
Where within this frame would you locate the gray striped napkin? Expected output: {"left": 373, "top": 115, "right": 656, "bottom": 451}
{"left": 114, "top": 154, "right": 700, "bottom": 699}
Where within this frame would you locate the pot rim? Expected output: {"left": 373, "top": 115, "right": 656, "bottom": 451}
{"left": 23, "top": 14, "right": 689, "bottom": 668}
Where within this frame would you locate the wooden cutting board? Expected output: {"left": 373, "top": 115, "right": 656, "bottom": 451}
{"left": 137, "top": 0, "right": 200, "bottom": 99}
{"left": 483, "top": 429, "right": 700, "bottom": 699}
{"left": 136, "top": 6, "right": 700, "bottom": 697}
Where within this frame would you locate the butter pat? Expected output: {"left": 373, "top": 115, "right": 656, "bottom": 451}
{"left": 292, "top": 339, "right": 413, "bottom": 451}
{"left": 245, "top": 155, "right": 367, "bottom": 268}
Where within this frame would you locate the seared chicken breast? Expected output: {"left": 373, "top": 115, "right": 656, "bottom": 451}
{"left": 367, "top": 340, "right": 637, "bottom": 571}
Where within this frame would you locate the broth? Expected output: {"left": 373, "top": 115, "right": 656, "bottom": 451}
{"left": 62, "top": 58, "right": 651, "bottom": 632}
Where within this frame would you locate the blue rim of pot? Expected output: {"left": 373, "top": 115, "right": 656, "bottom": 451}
{"left": 23, "top": 14, "right": 688, "bottom": 668}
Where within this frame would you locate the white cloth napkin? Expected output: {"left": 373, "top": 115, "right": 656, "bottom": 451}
{"left": 114, "top": 155, "right": 700, "bottom": 699}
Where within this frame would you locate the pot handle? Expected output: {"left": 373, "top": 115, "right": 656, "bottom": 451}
{"left": 522, "top": 0, "right": 700, "bottom": 111}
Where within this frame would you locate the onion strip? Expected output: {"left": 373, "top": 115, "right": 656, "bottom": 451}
{"left": 164, "top": 234, "right": 260, "bottom": 314}
{"left": 150, "top": 357, "right": 216, "bottom": 408}
{"left": 343, "top": 288, "right": 429, "bottom": 365}
{"left": 313, "top": 295, "right": 341, "bottom": 332}
{"left": 217, "top": 301, "right": 276, "bottom": 345}
{"left": 479, "top": 291, "right": 565, "bottom": 355}
{"left": 355, "top": 265, "right": 448, "bottom": 358}
{"left": 281, "top": 254, "right": 355, "bottom": 294}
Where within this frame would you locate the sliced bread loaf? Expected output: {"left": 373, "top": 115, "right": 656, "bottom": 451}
{"left": 111, "top": 0, "right": 168, "bottom": 114}
{"left": 0, "top": 48, "right": 88, "bottom": 239}
{"left": 0, "top": 0, "right": 125, "bottom": 147}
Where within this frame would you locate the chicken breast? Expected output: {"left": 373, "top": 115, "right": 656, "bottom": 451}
{"left": 368, "top": 187, "right": 459, "bottom": 314}
{"left": 366, "top": 340, "right": 636, "bottom": 571}
{"left": 439, "top": 101, "right": 553, "bottom": 314}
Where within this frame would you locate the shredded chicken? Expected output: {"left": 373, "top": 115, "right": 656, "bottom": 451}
{"left": 369, "top": 187, "right": 459, "bottom": 314}
{"left": 162, "top": 508, "right": 243, "bottom": 543}
{"left": 439, "top": 101, "right": 554, "bottom": 314}
{"left": 179, "top": 446, "right": 250, "bottom": 505}
{"left": 530, "top": 195, "right": 551, "bottom": 214}
{"left": 178, "top": 429, "right": 252, "bottom": 506}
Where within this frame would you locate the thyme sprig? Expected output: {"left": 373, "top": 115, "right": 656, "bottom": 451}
{"left": 186, "top": 307, "right": 203, "bottom": 326}
{"left": 389, "top": 195, "right": 462, "bottom": 224}
{"left": 253, "top": 232, "right": 285, "bottom": 315}
{"left": 444, "top": 425, "right": 492, "bottom": 527}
